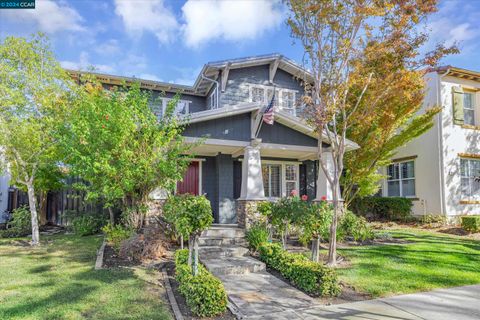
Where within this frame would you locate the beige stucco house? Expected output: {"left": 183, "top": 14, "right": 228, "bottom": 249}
{"left": 381, "top": 67, "right": 480, "bottom": 220}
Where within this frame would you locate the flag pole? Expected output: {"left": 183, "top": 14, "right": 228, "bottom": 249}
{"left": 255, "top": 85, "right": 276, "bottom": 138}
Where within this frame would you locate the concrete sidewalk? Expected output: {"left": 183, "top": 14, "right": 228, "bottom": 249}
{"left": 246, "top": 284, "right": 480, "bottom": 320}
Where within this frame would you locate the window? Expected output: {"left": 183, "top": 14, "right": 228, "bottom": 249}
{"left": 460, "top": 158, "right": 480, "bottom": 199}
{"left": 263, "top": 164, "right": 281, "bottom": 198}
{"left": 252, "top": 87, "right": 265, "bottom": 103}
{"left": 387, "top": 160, "right": 415, "bottom": 197}
{"left": 281, "top": 91, "right": 295, "bottom": 115}
{"left": 209, "top": 88, "right": 217, "bottom": 109}
{"left": 262, "top": 162, "right": 299, "bottom": 198}
{"left": 250, "top": 85, "right": 298, "bottom": 116}
{"left": 158, "top": 97, "right": 191, "bottom": 117}
{"left": 464, "top": 92, "right": 475, "bottom": 125}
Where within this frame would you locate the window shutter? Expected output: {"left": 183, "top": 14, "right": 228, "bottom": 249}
{"left": 452, "top": 86, "right": 464, "bottom": 125}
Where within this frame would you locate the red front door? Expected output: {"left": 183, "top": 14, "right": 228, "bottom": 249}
{"left": 177, "top": 161, "right": 200, "bottom": 195}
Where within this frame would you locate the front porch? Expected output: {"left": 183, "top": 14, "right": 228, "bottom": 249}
{"left": 179, "top": 137, "right": 336, "bottom": 227}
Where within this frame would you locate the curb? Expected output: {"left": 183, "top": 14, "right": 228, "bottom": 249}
{"left": 162, "top": 267, "right": 184, "bottom": 320}
{"left": 95, "top": 239, "right": 106, "bottom": 270}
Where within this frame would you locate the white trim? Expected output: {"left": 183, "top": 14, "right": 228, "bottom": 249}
{"left": 386, "top": 159, "right": 416, "bottom": 197}
{"left": 248, "top": 84, "right": 298, "bottom": 116}
{"left": 159, "top": 97, "right": 192, "bottom": 115}
{"left": 184, "top": 137, "right": 249, "bottom": 147}
{"left": 208, "top": 88, "right": 217, "bottom": 109}
{"left": 198, "top": 160, "right": 203, "bottom": 195}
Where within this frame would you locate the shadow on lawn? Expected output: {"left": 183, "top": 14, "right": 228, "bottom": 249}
{"left": 0, "top": 235, "right": 152, "bottom": 319}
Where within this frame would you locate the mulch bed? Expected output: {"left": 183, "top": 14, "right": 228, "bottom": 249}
{"left": 103, "top": 244, "right": 139, "bottom": 268}
{"left": 163, "top": 263, "right": 236, "bottom": 320}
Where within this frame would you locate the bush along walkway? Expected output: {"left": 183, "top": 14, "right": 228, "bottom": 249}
{"left": 198, "top": 225, "right": 321, "bottom": 319}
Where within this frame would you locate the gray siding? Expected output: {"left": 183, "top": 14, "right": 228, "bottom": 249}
{"left": 258, "top": 122, "right": 317, "bottom": 147}
{"left": 202, "top": 157, "right": 218, "bottom": 221}
{"left": 216, "top": 154, "right": 236, "bottom": 224}
{"left": 220, "top": 65, "right": 305, "bottom": 108}
{"left": 183, "top": 113, "right": 251, "bottom": 141}
{"left": 150, "top": 90, "right": 207, "bottom": 114}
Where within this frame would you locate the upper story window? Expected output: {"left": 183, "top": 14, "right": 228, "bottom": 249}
{"left": 452, "top": 86, "right": 478, "bottom": 126}
{"left": 156, "top": 97, "right": 191, "bottom": 118}
{"left": 387, "top": 160, "right": 415, "bottom": 197}
{"left": 460, "top": 158, "right": 480, "bottom": 199}
{"left": 249, "top": 85, "right": 298, "bottom": 116}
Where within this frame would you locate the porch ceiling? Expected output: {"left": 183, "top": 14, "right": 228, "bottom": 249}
{"left": 184, "top": 137, "right": 317, "bottom": 160}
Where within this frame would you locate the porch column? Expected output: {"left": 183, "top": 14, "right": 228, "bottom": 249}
{"left": 237, "top": 140, "right": 266, "bottom": 228}
{"left": 315, "top": 151, "right": 341, "bottom": 201}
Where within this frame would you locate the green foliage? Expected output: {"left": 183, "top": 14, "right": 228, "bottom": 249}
{"left": 246, "top": 223, "right": 269, "bottom": 252}
{"left": 257, "top": 201, "right": 273, "bottom": 217}
{"left": 258, "top": 243, "right": 340, "bottom": 297}
{"left": 461, "top": 216, "right": 480, "bottom": 233}
{"left": 174, "top": 249, "right": 228, "bottom": 317}
{"left": 72, "top": 214, "right": 106, "bottom": 236}
{"left": 163, "top": 194, "right": 213, "bottom": 239}
{"left": 350, "top": 196, "right": 413, "bottom": 221}
{"left": 102, "top": 223, "right": 134, "bottom": 252}
{"left": 299, "top": 201, "right": 333, "bottom": 244}
{"left": 338, "top": 211, "right": 374, "bottom": 242}
{"left": 59, "top": 79, "right": 191, "bottom": 230}
{"left": 421, "top": 214, "right": 447, "bottom": 226}
{"left": 0, "top": 206, "right": 32, "bottom": 238}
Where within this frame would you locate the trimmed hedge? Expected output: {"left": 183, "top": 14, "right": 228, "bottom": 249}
{"left": 461, "top": 216, "right": 480, "bottom": 233}
{"left": 258, "top": 243, "right": 340, "bottom": 297}
{"left": 350, "top": 196, "right": 413, "bottom": 221}
{"left": 174, "top": 250, "right": 228, "bottom": 317}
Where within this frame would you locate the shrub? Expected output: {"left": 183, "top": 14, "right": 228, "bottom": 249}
{"left": 102, "top": 223, "right": 134, "bottom": 252}
{"left": 258, "top": 243, "right": 340, "bottom": 297}
{"left": 350, "top": 196, "right": 413, "bottom": 221}
{"left": 0, "top": 206, "right": 31, "bottom": 238}
{"left": 174, "top": 249, "right": 228, "bottom": 317}
{"left": 246, "top": 223, "right": 269, "bottom": 252}
{"left": 461, "top": 216, "right": 480, "bottom": 233}
{"left": 421, "top": 214, "right": 447, "bottom": 227}
{"left": 72, "top": 214, "right": 106, "bottom": 236}
{"left": 338, "top": 210, "right": 374, "bottom": 242}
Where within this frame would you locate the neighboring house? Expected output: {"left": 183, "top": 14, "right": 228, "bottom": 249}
{"left": 70, "top": 54, "right": 357, "bottom": 227}
{"left": 380, "top": 66, "right": 480, "bottom": 220}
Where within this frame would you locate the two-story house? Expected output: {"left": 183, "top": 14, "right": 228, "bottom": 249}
{"left": 381, "top": 66, "right": 480, "bottom": 220}
{"left": 67, "top": 54, "right": 357, "bottom": 228}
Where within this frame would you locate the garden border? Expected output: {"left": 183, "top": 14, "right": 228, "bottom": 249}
{"left": 161, "top": 267, "right": 184, "bottom": 320}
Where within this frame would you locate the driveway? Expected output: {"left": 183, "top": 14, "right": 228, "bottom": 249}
{"left": 246, "top": 284, "right": 480, "bottom": 319}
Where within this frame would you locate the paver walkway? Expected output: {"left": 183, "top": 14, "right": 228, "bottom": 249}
{"left": 246, "top": 284, "right": 480, "bottom": 320}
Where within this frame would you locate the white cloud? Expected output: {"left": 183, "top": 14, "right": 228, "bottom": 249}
{"left": 61, "top": 51, "right": 115, "bottom": 73}
{"left": 447, "top": 23, "right": 477, "bottom": 46}
{"left": 114, "top": 0, "right": 179, "bottom": 44}
{"left": 94, "top": 39, "right": 121, "bottom": 56}
{"left": 181, "top": 0, "right": 284, "bottom": 48}
{"left": 139, "top": 73, "right": 162, "bottom": 81}
{"left": 1, "top": 0, "right": 84, "bottom": 33}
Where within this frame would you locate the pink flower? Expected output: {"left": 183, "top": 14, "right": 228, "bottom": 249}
{"left": 301, "top": 195, "right": 308, "bottom": 201}
{"left": 290, "top": 189, "right": 298, "bottom": 197}
{"left": 321, "top": 195, "right": 327, "bottom": 201}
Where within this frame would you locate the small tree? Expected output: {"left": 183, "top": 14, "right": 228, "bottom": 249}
{"left": 270, "top": 196, "right": 304, "bottom": 249}
{"left": 164, "top": 194, "right": 213, "bottom": 276}
{"left": 300, "top": 201, "right": 333, "bottom": 263}
{"left": 60, "top": 79, "right": 191, "bottom": 229}
{"left": 0, "top": 34, "right": 72, "bottom": 245}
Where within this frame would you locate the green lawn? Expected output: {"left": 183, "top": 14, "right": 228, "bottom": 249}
{"left": 0, "top": 234, "right": 172, "bottom": 320}
{"left": 337, "top": 229, "right": 480, "bottom": 298}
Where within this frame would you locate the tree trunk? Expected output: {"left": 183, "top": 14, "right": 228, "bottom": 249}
{"left": 187, "top": 235, "right": 193, "bottom": 267}
{"left": 180, "top": 234, "right": 184, "bottom": 249}
{"left": 192, "top": 234, "right": 199, "bottom": 276}
{"left": 327, "top": 177, "right": 340, "bottom": 266}
{"left": 26, "top": 182, "right": 40, "bottom": 246}
{"left": 311, "top": 237, "right": 320, "bottom": 263}
{"left": 108, "top": 207, "right": 115, "bottom": 225}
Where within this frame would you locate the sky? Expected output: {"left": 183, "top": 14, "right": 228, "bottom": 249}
{"left": 1, "top": 0, "right": 480, "bottom": 86}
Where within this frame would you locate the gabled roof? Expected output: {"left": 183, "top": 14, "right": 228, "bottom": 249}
{"left": 184, "top": 102, "right": 359, "bottom": 151}
{"left": 66, "top": 53, "right": 313, "bottom": 96}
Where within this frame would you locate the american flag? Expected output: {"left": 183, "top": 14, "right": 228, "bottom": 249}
{"left": 263, "top": 92, "right": 275, "bottom": 125}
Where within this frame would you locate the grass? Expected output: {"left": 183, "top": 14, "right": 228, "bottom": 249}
{"left": 0, "top": 233, "right": 172, "bottom": 320}
{"left": 337, "top": 228, "right": 480, "bottom": 298}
